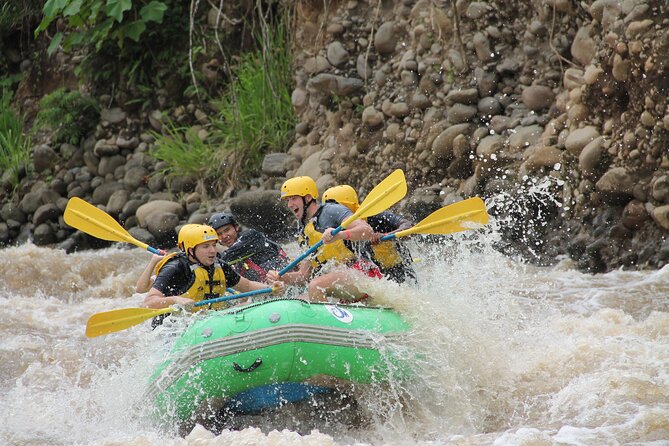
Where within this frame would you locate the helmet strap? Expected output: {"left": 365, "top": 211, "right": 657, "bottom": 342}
{"left": 301, "top": 196, "right": 316, "bottom": 225}
{"left": 188, "top": 247, "right": 206, "bottom": 267}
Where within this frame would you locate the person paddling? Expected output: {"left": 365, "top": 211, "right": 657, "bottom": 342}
{"left": 134, "top": 213, "right": 290, "bottom": 293}
{"left": 266, "top": 176, "right": 381, "bottom": 302}
{"left": 207, "top": 212, "right": 290, "bottom": 283}
{"left": 323, "top": 185, "right": 418, "bottom": 285}
{"left": 144, "top": 224, "right": 284, "bottom": 315}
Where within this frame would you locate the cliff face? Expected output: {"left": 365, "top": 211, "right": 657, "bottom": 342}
{"left": 283, "top": 0, "right": 669, "bottom": 272}
{"left": 2, "top": 0, "right": 668, "bottom": 273}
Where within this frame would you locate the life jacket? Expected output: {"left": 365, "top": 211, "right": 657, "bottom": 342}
{"left": 155, "top": 252, "right": 229, "bottom": 310}
{"left": 364, "top": 213, "right": 408, "bottom": 271}
{"left": 300, "top": 220, "right": 357, "bottom": 269}
{"left": 368, "top": 239, "right": 403, "bottom": 269}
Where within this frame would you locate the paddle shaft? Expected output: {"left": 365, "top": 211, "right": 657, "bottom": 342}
{"left": 85, "top": 286, "right": 275, "bottom": 337}
{"left": 194, "top": 287, "right": 274, "bottom": 306}
{"left": 278, "top": 231, "right": 334, "bottom": 276}
{"left": 147, "top": 246, "right": 164, "bottom": 255}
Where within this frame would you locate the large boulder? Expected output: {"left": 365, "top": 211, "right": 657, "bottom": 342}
{"left": 595, "top": 167, "right": 635, "bottom": 205}
{"left": 135, "top": 200, "right": 185, "bottom": 244}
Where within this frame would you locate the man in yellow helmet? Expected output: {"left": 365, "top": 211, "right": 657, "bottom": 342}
{"left": 144, "top": 224, "right": 284, "bottom": 311}
{"left": 267, "top": 176, "right": 381, "bottom": 302}
{"left": 134, "top": 212, "right": 291, "bottom": 293}
{"left": 323, "top": 185, "right": 417, "bottom": 284}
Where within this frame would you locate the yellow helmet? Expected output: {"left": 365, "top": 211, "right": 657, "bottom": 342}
{"left": 322, "top": 185, "right": 359, "bottom": 212}
{"left": 280, "top": 176, "right": 318, "bottom": 199}
{"left": 177, "top": 224, "right": 219, "bottom": 253}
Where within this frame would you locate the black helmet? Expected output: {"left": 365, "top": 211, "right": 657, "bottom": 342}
{"left": 207, "top": 212, "right": 236, "bottom": 230}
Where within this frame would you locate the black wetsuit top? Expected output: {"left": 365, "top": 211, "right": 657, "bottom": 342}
{"left": 218, "top": 228, "right": 290, "bottom": 282}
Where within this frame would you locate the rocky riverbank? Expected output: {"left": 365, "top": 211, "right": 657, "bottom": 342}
{"left": 2, "top": 0, "right": 668, "bottom": 273}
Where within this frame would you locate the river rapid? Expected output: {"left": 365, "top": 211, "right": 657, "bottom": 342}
{"left": 2, "top": 224, "right": 668, "bottom": 446}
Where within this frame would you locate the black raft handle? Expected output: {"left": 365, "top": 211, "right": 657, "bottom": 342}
{"left": 232, "top": 357, "right": 262, "bottom": 373}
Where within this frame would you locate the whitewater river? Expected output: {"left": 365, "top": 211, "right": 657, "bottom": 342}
{"left": 2, "top": 225, "right": 668, "bottom": 446}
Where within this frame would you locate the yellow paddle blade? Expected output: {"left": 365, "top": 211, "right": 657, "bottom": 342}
{"left": 341, "top": 169, "right": 407, "bottom": 228}
{"left": 64, "top": 197, "right": 150, "bottom": 250}
{"left": 85, "top": 306, "right": 173, "bottom": 338}
{"left": 396, "top": 197, "right": 489, "bottom": 237}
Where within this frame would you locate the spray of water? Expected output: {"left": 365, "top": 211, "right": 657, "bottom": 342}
{"left": 1, "top": 221, "right": 668, "bottom": 445}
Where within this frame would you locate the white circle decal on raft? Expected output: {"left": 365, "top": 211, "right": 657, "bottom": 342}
{"left": 325, "top": 305, "right": 353, "bottom": 324}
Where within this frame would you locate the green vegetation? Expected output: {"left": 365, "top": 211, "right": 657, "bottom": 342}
{"left": 28, "top": 1, "right": 296, "bottom": 192}
{"left": 0, "top": 90, "right": 31, "bottom": 188}
{"left": 35, "top": 0, "right": 189, "bottom": 97}
{"left": 0, "top": 73, "right": 22, "bottom": 91}
{"left": 1, "top": 1, "right": 42, "bottom": 90}
{"left": 36, "top": 0, "right": 168, "bottom": 56}
{"left": 151, "top": 20, "right": 295, "bottom": 188}
{"left": 35, "top": 88, "right": 100, "bottom": 145}
{"left": 0, "top": 1, "right": 43, "bottom": 32}
{"left": 211, "top": 21, "right": 294, "bottom": 166}
{"left": 150, "top": 123, "right": 216, "bottom": 178}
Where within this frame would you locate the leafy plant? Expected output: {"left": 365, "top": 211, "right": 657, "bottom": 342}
{"left": 0, "top": 73, "right": 22, "bottom": 91}
{"left": 35, "top": 88, "right": 100, "bottom": 145}
{"left": 210, "top": 20, "right": 295, "bottom": 168}
{"left": 151, "top": 15, "right": 295, "bottom": 189}
{"left": 0, "top": 90, "right": 31, "bottom": 188}
{"left": 150, "top": 123, "right": 217, "bottom": 178}
{"left": 35, "top": 0, "right": 190, "bottom": 96}
{"left": 36, "top": 0, "right": 168, "bottom": 56}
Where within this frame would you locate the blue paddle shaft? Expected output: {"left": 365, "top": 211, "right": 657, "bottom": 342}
{"left": 147, "top": 246, "right": 163, "bottom": 254}
{"left": 379, "top": 233, "right": 397, "bottom": 241}
{"left": 194, "top": 287, "right": 274, "bottom": 307}
{"left": 278, "top": 226, "right": 344, "bottom": 276}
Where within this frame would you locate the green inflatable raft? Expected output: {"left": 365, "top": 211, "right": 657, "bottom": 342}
{"left": 144, "top": 298, "right": 411, "bottom": 423}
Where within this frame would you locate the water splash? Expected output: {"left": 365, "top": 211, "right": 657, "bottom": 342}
{"left": 486, "top": 175, "right": 564, "bottom": 263}
{"left": 1, "top": 238, "right": 668, "bottom": 445}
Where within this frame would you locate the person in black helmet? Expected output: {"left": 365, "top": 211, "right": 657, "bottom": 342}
{"left": 207, "top": 212, "right": 291, "bottom": 283}
{"left": 135, "top": 212, "right": 291, "bottom": 293}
